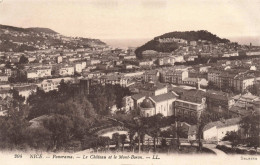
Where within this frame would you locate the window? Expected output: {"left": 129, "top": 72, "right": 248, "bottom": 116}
{"left": 183, "top": 103, "right": 189, "bottom": 107}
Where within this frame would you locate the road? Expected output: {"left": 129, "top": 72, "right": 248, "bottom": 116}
{"left": 181, "top": 142, "right": 227, "bottom": 156}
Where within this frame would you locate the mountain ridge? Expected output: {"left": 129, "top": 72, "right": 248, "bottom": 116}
{"left": 0, "top": 24, "right": 106, "bottom": 52}
{"left": 0, "top": 24, "right": 58, "bottom": 34}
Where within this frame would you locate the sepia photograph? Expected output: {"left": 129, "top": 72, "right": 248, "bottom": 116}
{"left": 0, "top": 0, "right": 259, "bottom": 164}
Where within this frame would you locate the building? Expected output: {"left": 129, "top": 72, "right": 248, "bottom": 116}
{"left": 39, "top": 77, "right": 73, "bottom": 92}
{"left": 138, "top": 60, "right": 154, "bottom": 67}
{"left": 27, "top": 67, "right": 52, "bottom": 79}
{"left": 207, "top": 69, "right": 222, "bottom": 87}
{"left": 122, "top": 96, "right": 134, "bottom": 112}
{"left": 190, "top": 41, "right": 197, "bottom": 46}
{"left": 206, "top": 90, "right": 235, "bottom": 114}
{"left": 120, "top": 55, "right": 136, "bottom": 60}
{"left": 246, "top": 51, "right": 260, "bottom": 56}
{"left": 229, "top": 92, "right": 260, "bottom": 117}
{"left": 74, "top": 63, "right": 83, "bottom": 73}
{"left": 99, "top": 74, "right": 129, "bottom": 87}
{"left": 138, "top": 82, "right": 168, "bottom": 97}
{"left": 138, "top": 87, "right": 206, "bottom": 120}
{"left": 56, "top": 56, "right": 63, "bottom": 63}
{"left": 203, "top": 118, "right": 241, "bottom": 142}
{"left": 233, "top": 73, "right": 257, "bottom": 93}
{"left": 143, "top": 70, "right": 160, "bottom": 82}
{"left": 87, "top": 59, "right": 101, "bottom": 65}
{"left": 59, "top": 66, "right": 75, "bottom": 76}
{"left": 0, "top": 73, "right": 8, "bottom": 82}
{"left": 158, "top": 37, "right": 188, "bottom": 44}
{"left": 4, "top": 68, "right": 12, "bottom": 77}
{"left": 131, "top": 94, "right": 146, "bottom": 111}
{"left": 174, "top": 98, "right": 206, "bottom": 122}
{"left": 140, "top": 92, "right": 178, "bottom": 117}
{"left": 157, "top": 57, "right": 175, "bottom": 66}
{"left": 223, "top": 52, "right": 239, "bottom": 57}
{"left": 160, "top": 70, "right": 189, "bottom": 85}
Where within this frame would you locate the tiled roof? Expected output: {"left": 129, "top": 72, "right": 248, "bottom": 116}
{"left": 131, "top": 94, "right": 145, "bottom": 101}
{"left": 150, "top": 92, "right": 177, "bottom": 103}
{"left": 207, "top": 90, "right": 233, "bottom": 100}
{"left": 203, "top": 117, "right": 241, "bottom": 132}
{"left": 144, "top": 70, "right": 158, "bottom": 75}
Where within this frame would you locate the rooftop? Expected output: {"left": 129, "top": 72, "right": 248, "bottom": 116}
{"left": 150, "top": 92, "right": 177, "bottom": 103}
{"left": 203, "top": 117, "right": 241, "bottom": 132}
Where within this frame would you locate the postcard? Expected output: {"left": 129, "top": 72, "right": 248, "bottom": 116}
{"left": 0, "top": 0, "right": 259, "bottom": 165}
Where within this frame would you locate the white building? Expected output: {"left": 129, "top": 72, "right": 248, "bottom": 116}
{"left": 122, "top": 96, "right": 134, "bottom": 112}
{"left": 59, "top": 66, "right": 74, "bottom": 76}
{"left": 246, "top": 51, "right": 260, "bottom": 56}
{"left": 203, "top": 118, "right": 241, "bottom": 142}
{"left": 57, "top": 56, "right": 63, "bottom": 63}
{"left": 27, "top": 68, "right": 52, "bottom": 79}
{"left": 39, "top": 77, "right": 74, "bottom": 92}
{"left": 140, "top": 92, "right": 178, "bottom": 117}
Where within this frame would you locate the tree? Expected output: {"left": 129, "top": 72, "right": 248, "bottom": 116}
{"left": 0, "top": 107, "right": 30, "bottom": 148}
{"left": 42, "top": 114, "right": 73, "bottom": 151}
{"left": 222, "top": 131, "right": 240, "bottom": 148}
{"left": 145, "top": 114, "right": 163, "bottom": 152}
{"left": 25, "top": 127, "right": 52, "bottom": 151}
{"left": 240, "top": 114, "right": 260, "bottom": 151}
{"left": 124, "top": 117, "right": 147, "bottom": 153}
{"left": 19, "top": 55, "right": 29, "bottom": 64}
{"left": 248, "top": 84, "right": 258, "bottom": 96}
{"left": 197, "top": 111, "right": 212, "bottom": 151}
{"left": 11, "top": 89, "right": 25, "bottom": 106}
{"left": 112, "top": 133, "right": 120, "bottom": 151}
{"left": 128, "top": 129, "right": 136, "bottom": 152}
{"left": 95, "top": 136, "right": 110, "bottom": 152}
{"left": 120, "top": 134, "right": 127, "bottom": 151}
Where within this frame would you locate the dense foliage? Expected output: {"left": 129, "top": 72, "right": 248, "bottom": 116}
{"left": 155, "top": 30, "right": 230, "bottom": 43}
{"left": 0, "top": 81, "right": 132, "bottom": 152}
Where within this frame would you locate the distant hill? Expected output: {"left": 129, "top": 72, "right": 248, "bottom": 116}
{"left": 0, "top": 24, "right": 106, "bottom": 52}
{"left": 0, "top": 25, "right": 57, "bottom": 34}
{"left": 135, "top": 30, "right": 230, "bottom": 59}
{"left": 26, "top": 27, "right": 58, "bottom": 34}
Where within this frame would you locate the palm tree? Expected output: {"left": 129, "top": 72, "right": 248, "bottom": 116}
{"left": 125, "top": 117, "right": 147, "bottom": 153}
{"left": 146, "top": 114, "right": 163, "bottom": 152}
{"left": 112, "top": 133, "right": 120, "bottom": 151}
{"left": 120, "top": 134, "right": 127, "bottom": 152}
{"left": 197, "top": 111, "right": 211, "bottom": 152}
{"left": 128, "top": 129, "right": 136, "bottom": 152}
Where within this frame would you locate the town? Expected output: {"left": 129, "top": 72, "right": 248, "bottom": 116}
{"left": 0, "top": 25, "right": 259, "bottom": 155}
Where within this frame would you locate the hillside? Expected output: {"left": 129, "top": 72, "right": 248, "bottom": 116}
{"left": 135, "top": 30, "right": 230, "bottom": 59}
{"left": 0, "top": 25, "right": 58, "bottom": 34}
{"left": 0, "top": 24, "right": 106, "bottom": 52}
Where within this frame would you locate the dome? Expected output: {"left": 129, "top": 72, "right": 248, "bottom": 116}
{"left": 140, "top": 98, "right": 154, "bottom": 108}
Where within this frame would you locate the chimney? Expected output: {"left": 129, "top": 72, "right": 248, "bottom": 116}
{"left": 196, "top": 78, "right": 201, "bottom": 90}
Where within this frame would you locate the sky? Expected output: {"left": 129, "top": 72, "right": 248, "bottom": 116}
{"left": 0, "top": 0, "right": 260, "bottom": 44}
